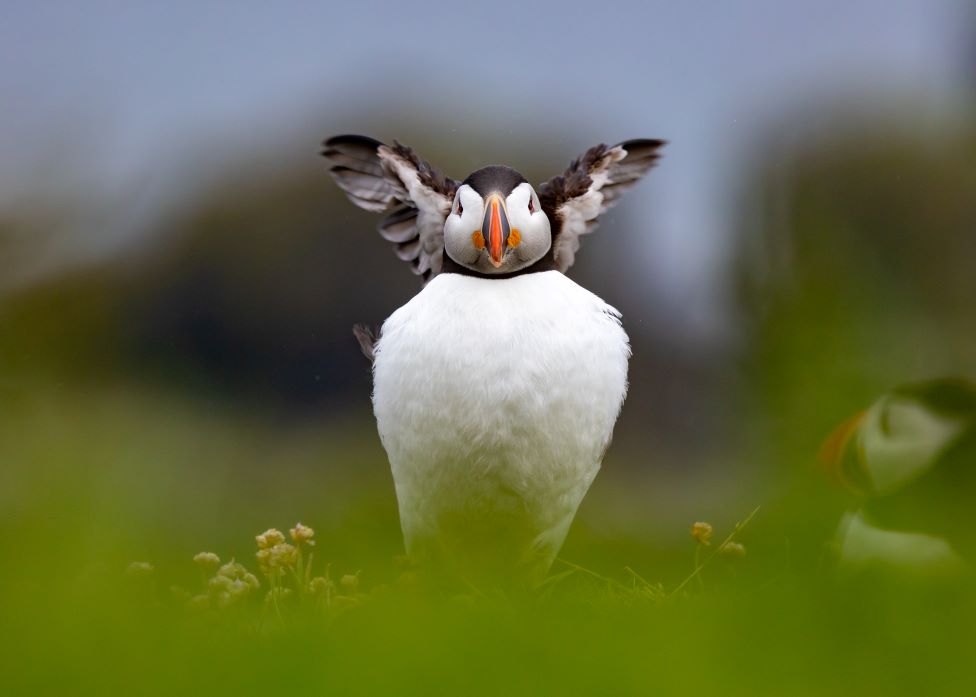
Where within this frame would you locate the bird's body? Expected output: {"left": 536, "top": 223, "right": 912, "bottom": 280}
{"left": 322, "top": 133, "right": 664, "bottom": 586}
{"left": 374, "top": 271, "right": 629, "bottom": 581}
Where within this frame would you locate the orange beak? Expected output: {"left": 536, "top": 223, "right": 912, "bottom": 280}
{"left": 481, "top": 194, "right": 511, "bottom": 268}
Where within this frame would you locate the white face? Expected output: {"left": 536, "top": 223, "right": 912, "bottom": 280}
{"left": 443, "top": 182, "right": 551, "bottom": 274}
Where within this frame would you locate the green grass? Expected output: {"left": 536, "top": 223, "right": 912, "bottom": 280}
{"left": 1, "top": 381, "right": 974, "bottom": 696}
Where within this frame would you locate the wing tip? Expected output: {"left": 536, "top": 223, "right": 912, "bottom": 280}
{"left": 321, "top": 134, "right": 386, "bottom": 159}
{"left": 615, "top": 138, "right": 667, "bottom": 157}
{"left": 323, "top": 133, "right": 384, "bottom": 147}
{"left": 618, "top": 137, "right": 667, "bottom": 147}
{"left": 352, "top": 323, "right": 379, "bottom": 363}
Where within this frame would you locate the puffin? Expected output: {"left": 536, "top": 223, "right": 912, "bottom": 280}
{"left": 322, "top": 134, "right": 664, "bottom": 586}
{"left": 819, "top": 378, "right": 976, "bottom": 575}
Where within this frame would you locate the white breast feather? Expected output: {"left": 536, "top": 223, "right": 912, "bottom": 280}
{"left": 371, "top": 271, "right": 630, "bottom": 578}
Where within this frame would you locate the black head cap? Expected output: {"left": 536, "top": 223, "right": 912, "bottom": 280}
{"left": 462, "top": 165, "right": 527, "bottom": 197}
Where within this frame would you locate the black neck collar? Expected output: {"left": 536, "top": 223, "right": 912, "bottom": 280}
{"left": 439, "top": 247, "right": 559, "bottom": 280}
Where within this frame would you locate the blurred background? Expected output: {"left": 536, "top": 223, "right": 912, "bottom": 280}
{"left": 1, "top": 0, "right": 975, "bottom": 584}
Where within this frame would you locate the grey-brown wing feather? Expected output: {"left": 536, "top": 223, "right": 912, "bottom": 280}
{"left": 539, "top": 138, "right": 665, "bottom": 272}
{"left": 322, "top": 134, "right": 458, "bottom": 283}
{"left": 352, "top": 323, "right": 380, "bottom": 363}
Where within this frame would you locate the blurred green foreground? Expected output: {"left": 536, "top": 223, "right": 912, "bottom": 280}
{"left": 2, "top": 381, "right": 975, "bottom": 696}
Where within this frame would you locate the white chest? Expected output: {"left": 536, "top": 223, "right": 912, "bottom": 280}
{"left": 371, "top": 271, "right": 630, "bottom": 570}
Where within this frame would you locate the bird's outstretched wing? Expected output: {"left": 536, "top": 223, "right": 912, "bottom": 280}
{"left": 322, "top": 135, "right": 459, "bottom": 283}
{"left": 539, "top": 139, "right": 665, "bottom": 272}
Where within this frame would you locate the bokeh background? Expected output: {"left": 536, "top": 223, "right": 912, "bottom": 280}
{"left": 2, "top": 2, "right": 976, "bottom": 693}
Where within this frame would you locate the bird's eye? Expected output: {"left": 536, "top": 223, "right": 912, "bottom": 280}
{"left": 456, "top": 199, "right": 463, "bottom": 216}
{"left": 528, "top": 196, "right": 535, "bottom": 213}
